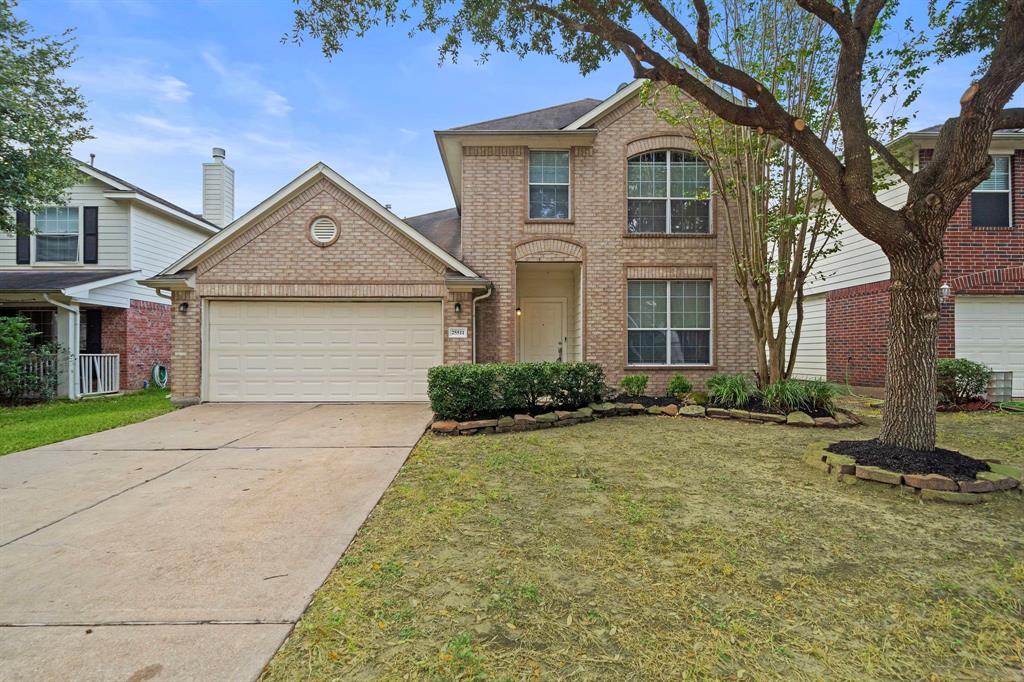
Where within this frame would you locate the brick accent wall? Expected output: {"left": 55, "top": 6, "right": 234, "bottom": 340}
{"left": 459, "top": 96, "right": 756, "bottom": 393}
{"left": 124, "top": 300, "right": 172, "bottom": 391}
{"left": 824, "top": 146, "right": 1023, "bottom": 388}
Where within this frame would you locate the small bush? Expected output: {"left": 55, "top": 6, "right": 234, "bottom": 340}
{"left": 0, "top": 316, "right": 63, "bottom": 405}
{"left": 760, "top": 380, "right": 808, "bottom": 413}
{"left": 936, "top": 358, "right": 992, "bottom": 405}
{"left": 800, "top": 378, "right": 839, "bottom": 415}
{"left": 666, "top": 375, "right": 692, "bottom": 398}
{"left": 427, "top": 361, "right": 605, "bottom": 420}
{"left": 705, "top": 373, "right": 757, "bottom": 408}
{"left": 686, "top": 390, "right": 708, "bottom": 406}
{"left": 620, "top": 374, "right": 649, "bottom": 397}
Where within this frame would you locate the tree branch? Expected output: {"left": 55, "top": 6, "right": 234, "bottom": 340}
{"left": 869, "top": 136, "right": 914, "bottom": 184}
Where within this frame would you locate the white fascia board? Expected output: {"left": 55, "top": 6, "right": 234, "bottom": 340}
{"left": 61, "top": 270, "right": 141, "bottom": 299}
{"left": 564, "top": 79, "right": 646, "bottom": 130}
{"left": 102, "top": 191, "right": 218, "bottom": 234}
{"left": 161, "top": 163, "right": 479, "bottom": 278}
{"left": 77, "top": 163, "right": 131, "bottom": 191}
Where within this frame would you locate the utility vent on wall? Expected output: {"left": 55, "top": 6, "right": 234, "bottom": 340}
{"left": 310, "top": 217, "right": 338, "bottom": 245}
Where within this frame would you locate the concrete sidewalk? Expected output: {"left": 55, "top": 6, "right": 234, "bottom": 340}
{"left": 0, "top": 402, "right": 431, "bottom": 681}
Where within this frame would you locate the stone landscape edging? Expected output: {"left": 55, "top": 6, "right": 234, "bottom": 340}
{"left": 802, "top": 441, "right": 1022, "bottom": 504}
{"left": 430, "top": 402, "right": 862, "bottom": 436}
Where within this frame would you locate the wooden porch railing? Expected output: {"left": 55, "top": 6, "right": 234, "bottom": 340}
{"left": 78, "top": 353, "right": 120, "bottom": 396}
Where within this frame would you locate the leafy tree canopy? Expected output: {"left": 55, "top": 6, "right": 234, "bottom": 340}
{"left": 0, "top": 0, "right": 91, "bottom": 234}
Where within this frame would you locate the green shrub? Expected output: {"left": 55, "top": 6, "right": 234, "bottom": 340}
{"left": 550, "top": 362, "right": 605, "bottom": 408}
{"left": 666, "top": 375, "right": 692, "bottom": 398}
{"left": 686, "top": 390, "right": 708, "bottom": 406}
{"left": 427, "top": 361, "right": 605, "bottom": 420}
{"left": 620, "top": 374, "right": 649, "bottom": 397}
{"left": 760, "top": 379, "right": 808, "bottom": 413}
{"left": 936, "top": 358, "right": 992, "bottom": 405}
{"left": 800, "top": 379, "right": 839, "bottom": 415}
{"left": 0, "top": 316, "right": 62, "bottom": 405}
{"left": 705, "top": 373, "right": 757, "bottom": 408}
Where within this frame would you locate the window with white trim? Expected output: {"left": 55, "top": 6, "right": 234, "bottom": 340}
{"left": 34, "top": 207, "right": 80, "bottom": 262}
{"left": 971, "top": 155, "right": 1011, "bottom": 227}
{"left": 627, "top": 280, "right": 712, "bottom": 365}
{"left": 528, "top": 150, "right": 570, "bottom": 219}
{"left": 627, "top": 151, "right": 711, "bottom": 234}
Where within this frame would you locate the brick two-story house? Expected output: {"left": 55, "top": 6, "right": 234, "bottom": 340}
{"left": 0, "top": 153, "right": 226, "bottom": 398}
{"left": 147, "top": 81, "right": 756, "bottom": 404}
{"left": 788, "top": 127, "right": 1024, "bottom": 397}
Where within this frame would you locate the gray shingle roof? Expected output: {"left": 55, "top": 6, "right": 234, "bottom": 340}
{"left": 404, "top": 208, "right": 461, "bottom": 259}
{"left": 0, "top": 270, "right": 137, "bottom": 292}
{"left": 913, "top": 124, "right": 1024, "bottom": 135}
{"left": 450, "top": 98, "right": 602, "bottom": 131}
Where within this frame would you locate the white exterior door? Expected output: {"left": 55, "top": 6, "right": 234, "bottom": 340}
{"left": 518, "top": 298, "right": 567, "bottom": 362}
{"left": 206, "top": 300, "right": 441, "bottom": 402}
{"left": 955, "top": 296, "right": 1024, "bottom": 397}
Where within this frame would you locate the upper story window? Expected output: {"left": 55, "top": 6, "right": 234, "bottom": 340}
{"left": 34, "top": 207, "right": 80, "bottom": 262}
{"left": 627, "top": 151, "right": 711, "bottom": 234}
{"left": 528, "top": 150, "right": 570, "bottom": 220}
{"left": 971, "top": 155, "right": 1011, "bottom": 227}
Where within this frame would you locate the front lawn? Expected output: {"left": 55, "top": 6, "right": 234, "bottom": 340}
{"left": 263, "top": 401, "right": 1024, "bottom": 681}
{"left": 0, "top": 389, "right": 175, "bottom": 456}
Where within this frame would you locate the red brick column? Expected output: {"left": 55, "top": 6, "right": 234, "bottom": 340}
{"left": 826, "top": 281, "right": 891, "bottom": 387}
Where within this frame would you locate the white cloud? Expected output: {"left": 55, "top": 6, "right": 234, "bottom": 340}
{"left": 201, "top": 50, "right": 292, "bottom": 117}
{"left": 71, "top": 60, "right": 192, "bottom": 103}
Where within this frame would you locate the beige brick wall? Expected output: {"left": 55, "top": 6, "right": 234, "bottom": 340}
{"left": 459, "top": 95, "right": 756, "bottom": 393}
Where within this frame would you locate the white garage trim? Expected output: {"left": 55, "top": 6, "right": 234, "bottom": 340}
{"left": 201, "top": 298, "right": 443, "bottom": 402}
{"left": 955, "top": 295, "right": 1024, "bottom": 398}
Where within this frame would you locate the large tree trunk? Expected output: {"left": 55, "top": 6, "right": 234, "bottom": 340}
{"left": 878, "top": 247, "right": 943, "bottom": 451}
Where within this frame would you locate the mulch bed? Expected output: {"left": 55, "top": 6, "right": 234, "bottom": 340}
{"left": 936, "top": 400, "right": 995, "bottom": 413}
{"left": 608, "top": 394, "right": 680, "bottom": 408}
{"left": 827, "top": 438, "right": 991, "bottom": 481}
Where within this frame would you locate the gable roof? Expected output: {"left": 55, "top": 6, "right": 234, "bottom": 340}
{"left": 404, "top": 207, "right": 462, "bottom": 259}
{"left": 0, "top": 270, "right": 137, "bottom": 293}
{"left": 911, "top": 124, "right": 1024, "bottom": 136}
{"left": 563, "top": 80, "right": 646, "bottom": 130}
{"left": 158, "top": 162, "right": 478, "bottom": 278}
{"left": 450, "top": 98, "right": 602, "bottom": 132}
{"left": 76, "top": 161, "right": 220, "bottom": 234}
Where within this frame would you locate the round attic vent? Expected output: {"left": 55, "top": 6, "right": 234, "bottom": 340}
{"left": 309, "top": 216, "right": 339, "bottom": 246}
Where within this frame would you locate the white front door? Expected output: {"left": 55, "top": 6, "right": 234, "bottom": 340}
{"left": 519, "top": 298, "right": 566, "bottom": 362}
{"left": 955, "top": 295, "right": 1024, "bottom": 397}
{"left": 206, "top": 300, "right": 442, "bottom": 402}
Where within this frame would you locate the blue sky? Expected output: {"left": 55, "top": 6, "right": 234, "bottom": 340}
{"left": 19, "top": 0, "right": 1023, "bottom": 219}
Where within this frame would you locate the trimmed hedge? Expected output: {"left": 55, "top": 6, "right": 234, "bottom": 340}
{"left": 936, "top": 358, "right": 992, "bottom": 405}
{"left": 427, "top": 361, "right": 605, "bottom": 420}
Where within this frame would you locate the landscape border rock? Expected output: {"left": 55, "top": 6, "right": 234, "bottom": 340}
{"left": 430, "top": 403, "right": 862, "bottom": 436}
{"left": 802, "top": 442, "right": 1020, "bottom": 503}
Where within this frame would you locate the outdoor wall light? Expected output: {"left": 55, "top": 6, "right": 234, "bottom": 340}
{"left": 939, "top": 283, "right": 951, "bottom": 301}
{"left": 178, "top": 301, "right": 189, "bottom": 313}
{"left": 454, "top": 302, "right": 462, "bottom": 313}
{"left": 516, "top": 307, "right": 522, "bottom": 317}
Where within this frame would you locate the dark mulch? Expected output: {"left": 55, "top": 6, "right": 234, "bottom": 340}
{"left": 936, "top": 400, "right": 995, "bottom": 413}
{"left": 826, "top": 438, "right": 991, "bottom": 480}
{"left": 745, "top": 396, "right": 833, "bottom": 419}
{"left": 609, "top": 394, "right": 680, "bottom": 407}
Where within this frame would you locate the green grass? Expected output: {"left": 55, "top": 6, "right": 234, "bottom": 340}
{"left": 0, "top": 388, "right": 175, "bottom": 455}
{"left": 263, "top": 398, "right": 1024, "bottom": 681}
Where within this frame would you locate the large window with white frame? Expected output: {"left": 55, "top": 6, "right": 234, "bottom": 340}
{"left": 971, "top": 155, "right": 1011, "bottom": 227}
{"left": 34, "top": 207, "right": 80, "bottom": 262}
{"left": 528, "top": 150, "right": 570, "bottom": 219}
{"left": 627, "top": 150, "right": 711, "bottom": 234}
{"left": 627, "top": 280, "right": 712, "bottom": 365}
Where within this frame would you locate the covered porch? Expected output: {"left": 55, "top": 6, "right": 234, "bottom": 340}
{"left": 0, "top": 271, "right": 138, "bottom": 399}
{"left": 515, "top": 262, "right": 584, "bottom": 363}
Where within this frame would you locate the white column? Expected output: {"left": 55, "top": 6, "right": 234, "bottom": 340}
{"left": 52, "top": 304, "right": 79, "bottom": 399}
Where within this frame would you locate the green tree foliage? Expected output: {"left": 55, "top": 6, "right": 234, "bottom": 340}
{"left": 0, "top": 315, "right": 62, "bottom": 404}
{"left": 0, "top": 0, "right": 91, "bottom": 234}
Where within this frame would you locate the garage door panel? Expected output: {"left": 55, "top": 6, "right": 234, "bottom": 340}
{"left": 207, "top": 301, "right": 441, "bottom": 402}
{"left": 955, "top": 296, "right": 1024, "bottom": 398}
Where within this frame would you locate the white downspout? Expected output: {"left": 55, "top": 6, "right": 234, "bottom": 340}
{"left": 44, "top": 294, "right": 80, "bottom": 399}
{"left": 471, "top": 285, "right": 492, "bottom": 364}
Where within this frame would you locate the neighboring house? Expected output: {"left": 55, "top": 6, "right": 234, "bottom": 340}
{"left": 146, "top": 80, "right": 756, "bottom": 404}
{"left": 0, "top": 151, "right": 229, "bottom": 398}
{"left": 789, "top": 127, "right": 1024, "bottom": 397}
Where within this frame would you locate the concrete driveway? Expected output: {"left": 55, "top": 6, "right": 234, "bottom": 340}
{"left": 0, "top": 402, "right": 432, "bottom": 681}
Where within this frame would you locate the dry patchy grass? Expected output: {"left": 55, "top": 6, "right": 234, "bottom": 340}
{"left": 263, "top": 400, "right": 1024, "bottom": 681}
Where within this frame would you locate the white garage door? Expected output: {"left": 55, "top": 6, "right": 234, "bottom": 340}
{"left": 207, "top": 300, "right": 441, "bottom": 402}
{"left": 955, "top": 296, "right": 1024, "bottom": 397}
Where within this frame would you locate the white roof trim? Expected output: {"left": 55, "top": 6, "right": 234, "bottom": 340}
{"left": 161, "top": 162, "right": 479, "bottom": 278}
{"left": 102, "top": 191, "right": 218, "bottom": 234}
{"left": 62, "top": 270, "right": 141, "bottom": 298}
{"left": 564, "top": 79, "right": 647, "bottom": 130}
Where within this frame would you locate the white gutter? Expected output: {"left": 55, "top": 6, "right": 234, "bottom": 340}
{"left": 471, "top": 285, "right": 493, "bottom": 364}
{"left": 43, "top": 294, "right": 80, "bottom": 400}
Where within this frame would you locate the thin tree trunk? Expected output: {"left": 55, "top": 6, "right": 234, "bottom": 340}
{"left": 878, "top": 247, "right": 943, "bottom": 451}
